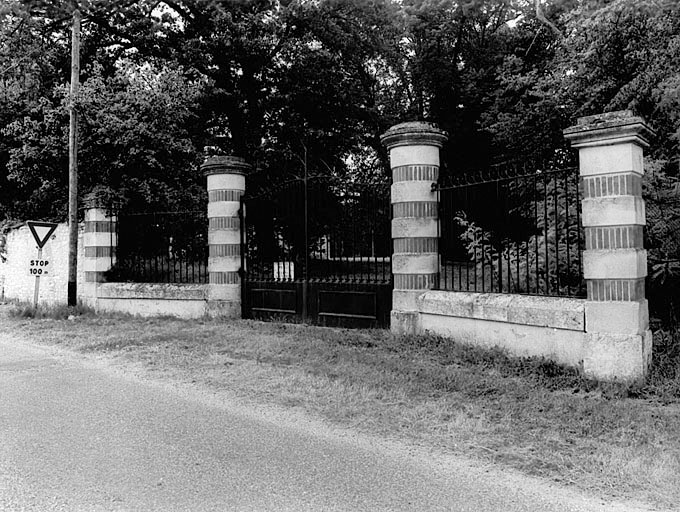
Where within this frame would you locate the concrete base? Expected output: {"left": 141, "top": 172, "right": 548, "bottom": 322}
{"left": 208, "top": 283, "right": 240, "bottom": 301}
{"left": 391, "top": 310, "right": 421, "bottom": 336}
{"left": 205, "top": 300, "right": 241, "bottom": 319}
{"left": 392, "top": 290, "right": 423, "bottom": 312}
{"left": 79, "top": 282, "right": 98, "bottom": 301}
{"left": 79, "top": 294, "right": 98, "bottom": 310}
{"left": 583, "top": 329, "right": 652, "bottom": 383}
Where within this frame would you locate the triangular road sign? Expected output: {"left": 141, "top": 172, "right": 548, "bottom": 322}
{"left": 27, "top": 221, "right": 58, "bottom": 249}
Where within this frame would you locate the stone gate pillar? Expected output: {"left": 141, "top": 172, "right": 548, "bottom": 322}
{"left": 381, "top": 122, "right": 448, "bottom": 334}
{"left": 82, "top": 195, "right": 117, "bottom": 305}
{"left": 564, "top": 110, "right": 655, "bottom": 381}
{"left": 202, "top": 155, "right": 250, "bottom": 318}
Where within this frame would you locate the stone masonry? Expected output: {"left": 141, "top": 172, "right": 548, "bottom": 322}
{"left": 564, "top": 110, "right": 654, "bottom": 381}
{"left": 81, "top": 197, "right": 117, "bottom": 304}
{"left": 381, "top": 122, "right": 448, "bottom": 334}
{"left": 202, "top": 155, "right": 251, "bottom": 318}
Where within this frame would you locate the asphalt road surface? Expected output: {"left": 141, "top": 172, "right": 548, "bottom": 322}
{"left": 0, "top": 335, "right": 656, "bottom": 512}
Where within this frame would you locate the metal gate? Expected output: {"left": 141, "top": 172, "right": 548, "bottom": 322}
{"left": 240, "top": 178, "right": 392, "bottom": 328}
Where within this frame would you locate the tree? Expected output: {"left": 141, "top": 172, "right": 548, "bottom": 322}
{"left": 0, "top": 0, "right": 215, "bottom": 218}
{"left": 0, "top": 1, "right": 68, "bottom": 220}
{"left": 4, "top": 0, "right": 680, "bottom": 221}
{"left": 3, "top": 60, "right": 210, "bottom": 218}
{"left": 480, "top": 0, "right": 680, "bottom": 167}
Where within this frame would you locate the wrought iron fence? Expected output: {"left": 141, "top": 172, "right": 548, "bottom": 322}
{"left": 646, "top": 194, "right": 680, "bottom": 324}
{"left": 436, "top": 161, "right": 585, "bottom": 297}
{"left": 108, "top": 210, "right": 208, "bottom": 283}
{"left": 242, "top": 179, "right": 391, "bottom": 284}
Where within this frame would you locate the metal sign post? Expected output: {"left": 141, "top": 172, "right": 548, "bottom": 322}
{"left": 32, "top": 248, "right": 42, "bottom": 308}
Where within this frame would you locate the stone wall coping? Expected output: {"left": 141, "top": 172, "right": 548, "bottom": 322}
{"left": 417, "top": 290, "right": 586, "bottom": 332}
{"left": 563, "top": 110, "right": 655, "bottom": 148}
{"left": 202, "top": 155, "right": 252, "bottom": 176}
{"left": 380, "top": 121, "right": 448, "bottom": 150}
{"left": 97, "top": 282, "right": 208, "bottom": 300}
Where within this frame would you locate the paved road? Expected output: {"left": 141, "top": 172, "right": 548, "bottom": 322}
{"left": 0, "top": 335, "right": 655, "bottom": 512}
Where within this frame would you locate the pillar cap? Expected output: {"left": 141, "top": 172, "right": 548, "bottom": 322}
{"left": 380, "top": 121, "right": 448, "bottom": 150}
{"left": 563, "top": 110, "right": 655, "bottom": 148}
{"left": 202, "top": 155, "right": 252, "bottom": 176}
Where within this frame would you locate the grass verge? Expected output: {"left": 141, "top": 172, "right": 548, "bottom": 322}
{"left": 5, "top": 301, "right": 95, "bottom": 320}
{"left": 2, "top": 311, "right": 679, "bottom": 509}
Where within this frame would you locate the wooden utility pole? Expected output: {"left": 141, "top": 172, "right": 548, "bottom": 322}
{"left": 67, "top": 6, "right": 81, "bottom": 306}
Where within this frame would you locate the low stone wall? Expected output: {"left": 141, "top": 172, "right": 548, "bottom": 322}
{"left": 94, "top": 283, "right": 211, "bottom": 318}
{"left": 408, "top": 290, "right": 652, "bottom": 382}
{"left": 416, "top": 291, "right": 587, "bottom": 369}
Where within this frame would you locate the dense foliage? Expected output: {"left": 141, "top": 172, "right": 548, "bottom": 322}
{"left": 2, "top": 0, "right": 680, "bottom": 317}
{"left": 2, "top": 0, "right": 678, "bottom": 217}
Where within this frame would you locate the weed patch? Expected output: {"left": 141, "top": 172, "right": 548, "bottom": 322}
{"left": 643, "top": 327, "right": 680, "bottom": 399}
{"left": 6, "top": 300, "right": 95, "bottom": 320}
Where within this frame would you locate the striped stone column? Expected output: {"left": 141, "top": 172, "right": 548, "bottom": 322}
{"left": 564, "top": 110, "right": 654, "bottom": 381}
{"left": 381, "top": 122, "right": 448, "bottom": 334}
{"left": 82, "top": 198, "right": 117, "bottom": 302}
{"left": 202, "top": 155, "right": 250, "bottom": 318}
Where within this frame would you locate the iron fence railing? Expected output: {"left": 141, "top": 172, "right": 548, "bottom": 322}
{"left": 108, "top": 210, "right": 208, "bottom": 284}
{"left": 242, "top": 179, "right": 392, "bottom": 285}
{"left": 646, "top": 194, "right": 680, "bottom": 324}
{"left": 436, "top": 161, "right": 585, "bottom": 298}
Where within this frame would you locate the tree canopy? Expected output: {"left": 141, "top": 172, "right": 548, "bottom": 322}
{"left": 1, "top": 0, "right": 680, "bottom": 221}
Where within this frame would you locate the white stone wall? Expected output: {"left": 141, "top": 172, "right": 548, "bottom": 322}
{"left": 0, "top": 223, "right": 85, "bottom": 306}
{"left": 417, "top": 291, "right": 588, "bottom": 369}
{"left": 95, "top": 282, "right": 210, "bottom": 318}
{"left": 412, "top": 289, "right": 652, "bottom": 383}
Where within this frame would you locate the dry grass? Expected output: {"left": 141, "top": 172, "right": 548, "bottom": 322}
{"left": 3, "top": 310, "right": 680, "bottom": 510}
